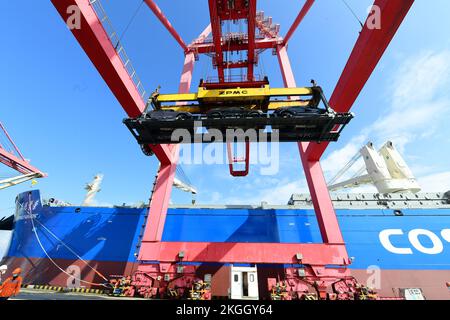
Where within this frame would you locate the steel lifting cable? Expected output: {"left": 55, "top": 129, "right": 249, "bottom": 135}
{"left": 0, "top": 135, "right": 16, "bottom": 156}
{"left": 116, "top": 0, "right": 145, "bottom": 48}
{"left": 327, "top": 151, "right": 362, "bottom": 186}
{"left": 22, "top": 195, "right": 110, "bottom": 287}
{"left": 351, "top": 165, "right": 367, "bottom": 179}
{"left": 341, "top": 0, "right": 364, "bottom": 29}
{"left": 176, "top": 166, "right": 193, "bottom": 189}
{"left": 32, "top": 219, "right": 109, "bottom": 282}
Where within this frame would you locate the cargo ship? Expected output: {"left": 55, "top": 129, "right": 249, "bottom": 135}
{"left": 1, "top": 189, "right": 449, "bottom": 300}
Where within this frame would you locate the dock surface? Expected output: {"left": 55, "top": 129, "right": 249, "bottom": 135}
{"left": 10, "top": 288, "right": 142, "bottom": 300}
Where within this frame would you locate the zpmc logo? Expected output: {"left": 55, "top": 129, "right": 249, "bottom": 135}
{"left": 219, "top": 90, "right": 249, "bottom": 95}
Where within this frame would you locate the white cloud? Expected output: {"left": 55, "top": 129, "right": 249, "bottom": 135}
{"left": 321, "top": 50, "right": 450, "bottom": 189}
{"left": 417, "top": 171, "right": 450, "bottom": 192}
{"left": 321, "top": 134, "right": 367, "bottom": 179}
{"left": 372, "top": 50, "right": 450, "bottom": 150}
{"left": 391, "top": 51, "right": 450, "bottom": 110}
{"left": 254, "top": 49, "right": 450, "bottom": 200}
{"left": 256, "top": 180, "right": 309, "bottom": 205}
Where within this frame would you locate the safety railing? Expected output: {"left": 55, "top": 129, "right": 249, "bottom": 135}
{"left": 89, "top": 0, "right": 147, "bottom": 101}
{"left": 204, "top": 74, "right": 266, "bottom": 84}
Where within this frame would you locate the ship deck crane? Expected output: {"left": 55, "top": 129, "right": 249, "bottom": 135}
{"left": 328, "top": 141, "right": 421, "bottom": 194}
{"left": 51, "top": 0, "right": 415, "bottom": 299}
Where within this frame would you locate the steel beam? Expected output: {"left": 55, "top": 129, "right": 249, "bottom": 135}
{"left": 222, "top": 61, "right": 249, "bottom": 69}
{"left": 189, "top": 24, "right": 212, "bottom": 46}
{"left": 0, "top": 173, "right": 42, "bottom": 190}
{"left": 50, "top": 0, "right": 174, "bottom": 165}
{"left": 141, "top": 161, "right": 178, "bottom": 243}
{"left": 0, "top": 122, "right": 25, "bottom": 161}
{"left": 305, "top": 0, "right": 415, "bottom": 161}
{"left": 144, "top": 0, "right": 189, "bottom": 52}
{"left": 247, "top": 0, "right": 257, "bottom": 81}
{"left": 0, "top": 122, "right": 45, "bottom": 176}
{"left": 277, "top": 45, "right": 345, "bottom": 245}
{"left": 284, "top": 0, "right": 315, "bottom": 45}
{"left": 138, "top": 242, "right": 349, "bottom": 265}
{"left": 0, "top": 148, "right": 45, "bottom": 177}
{"left": 140, "top": 52, "right": 196, "bottom": 243}
{"left": 191, "top": 38, "right": 280, "bottom": 54}
{"left": 139, "top": 25, "right": 211, "bottom": 244}
{"left": 208, "top": 0, "right": 225, "bottom": 82}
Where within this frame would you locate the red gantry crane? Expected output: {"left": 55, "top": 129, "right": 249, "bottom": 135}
{"left": 0, "top": 122, "right": 45, "bottom": 190}
{"left": 50, "top": 0, "right": 414, "bottom": 299}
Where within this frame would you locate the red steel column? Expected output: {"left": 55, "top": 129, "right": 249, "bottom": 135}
{"left": 277, "top": 45, "right": 344, "bottom": 244}
{"left": 144, "top": 0, "right": 189, "bottom": 52}
{"left": 140, "top": 53, "right": 195, "bottom": 244}
{"left": 50, "top": 0, "right": 175, "bottom": 165}
{"left": 305, "top": 0, "right": 415, "bottom": 161}
{"left": 284, "top": 0, "right": 315, "bottom": 45}
{"left": 247, "top": 0, "right": 257, "bottom": 81}
{"left": 208, "top": 0, "right": 225, "bottom": 82}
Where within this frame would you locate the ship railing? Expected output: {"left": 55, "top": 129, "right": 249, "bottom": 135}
{"left": 89, "top": 0, "right": 147, "bottom": 101}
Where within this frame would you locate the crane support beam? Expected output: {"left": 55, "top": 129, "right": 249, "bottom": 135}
{"left": 208, "top": 0, "right": 225, "bottom": 83}
{"left": 284, "top": 0, "right": 315, "bottom": 45}
{"left": 139, "top": 242, "right": 349, "bottom": 265}
{"left": 0, "top": 148, "right": 45, "bottom": 177}
{"left": 191, "top": 37, "right": 280, "bottom": 54}
{"left": 247, "top": 0, "right": 257, "bottom": 81}
{"left": 141, "top": 54, "right": 197, "bottom": 243}
{"left": 0, "top": 173, "right": 42, "bottom": 190}
{"left": 0, "top": 122, "right": 26, "bottom": 161}
{"left": 277, "top": 44, "right": 345, "bottom": 245}
{"left": 144, "top": 0, "right": 189, "bottom": 52}
{"left": 189, "top": 24, "right": 212, "bottom": 47}
{"left": 0, "top": 122, "right": 46, "bottom": 177}
{"left": 50, "top": 0, "right": 175, "bottom": 165}
{"left": 305, "top": 0, "right": 414, "bottom": 161}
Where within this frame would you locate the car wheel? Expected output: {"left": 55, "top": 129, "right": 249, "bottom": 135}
{"left": 280, "top": 111, "right": 293, "bottom": 118}
{"left": 247, "top": 111, "right": 261, "bottom": 118}
{"left": 208, "top": 112, "right": 222, "bottom": 119}
{"left": 176, "top": 113, "right": 190, "bottom": 121}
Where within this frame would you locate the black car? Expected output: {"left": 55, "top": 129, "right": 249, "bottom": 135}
{"left": 273, "top": 106, "right": 328, "bottom": 118}
{"left": 206, "top": 107, "right": 263, "bottom": 119}
{"left": 144, "top": 109, "right": 193, "bottom": 121}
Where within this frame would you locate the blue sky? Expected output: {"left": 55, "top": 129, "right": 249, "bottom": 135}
{"left": 1, "top": 0, "right": 450, "bottom": 222}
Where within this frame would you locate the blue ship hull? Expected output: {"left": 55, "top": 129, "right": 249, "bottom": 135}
{"left": 2, "top": 190, "right": 450, "bottom": 299}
